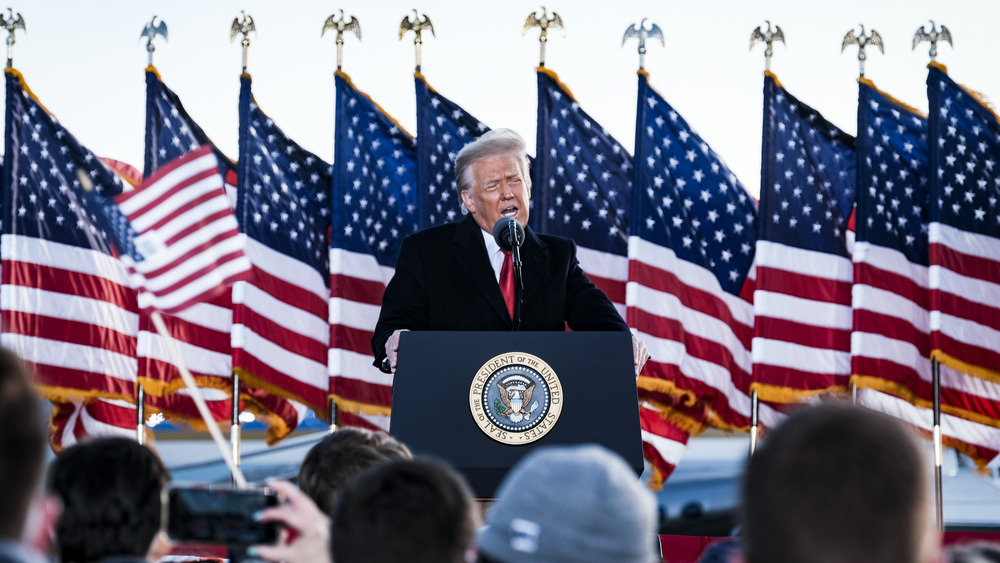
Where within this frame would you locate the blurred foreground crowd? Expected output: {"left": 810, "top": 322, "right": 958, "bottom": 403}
{"left": 3, "top": 346, "right": 1000, "bottom": 563}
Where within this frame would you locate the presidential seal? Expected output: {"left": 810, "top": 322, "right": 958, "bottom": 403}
{"left": 468, "top": 352, "right": 563, "bottom": 445}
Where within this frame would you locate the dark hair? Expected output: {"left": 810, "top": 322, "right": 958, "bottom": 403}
{"left": 741, "top": 403, "right": 928, "bottom": 563}
{"left": 48, "top": 437, "right": 169, "bottom": 562}
{"left": 0, "top": 348, "right": 46, "bottom": 540}
{"left": 297, "top": 427, "right": 411, "bottom": 514}
{"left": 330, "top": 458, "right": 477, "bottom": 563}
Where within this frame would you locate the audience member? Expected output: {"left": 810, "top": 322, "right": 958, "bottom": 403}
{"left": 330, "top": 458, "right": 478, "bottom": 563}
{"left": 477, "top": 444, "right": 659, "bottom": 563}
{"left": 741, "top": 403, "right": 939, "bottom": 563}
{"left": 0, "top": 348, "right": 55, "bottom": 563}
{"left": 47, "top": 437, "right": 169, "bottom": 563}
{"left": 297, "top": 427, "right": 411, "bottom": 514}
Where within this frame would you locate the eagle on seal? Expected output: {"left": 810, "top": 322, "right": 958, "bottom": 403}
{"left": 498, "top": 381, "right": 535, "bottom": 421}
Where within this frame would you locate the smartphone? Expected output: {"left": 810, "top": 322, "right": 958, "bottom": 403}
{"left": 164, "top": 485, "right": 281, "bottom": 546}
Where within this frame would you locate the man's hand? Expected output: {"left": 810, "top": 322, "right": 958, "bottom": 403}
{"left": 632, "top": 333, "right": 650, "bottom": 377}
{"left": 249, "top": 480, "right": 332, "bottom": 563}
{"left": 384, "top": 329, "right": 409, "bottom": 373}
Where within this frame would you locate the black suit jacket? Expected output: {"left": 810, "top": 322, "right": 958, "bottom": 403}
{"left": 371, "top": 215, "right": 629, "bottom": 369}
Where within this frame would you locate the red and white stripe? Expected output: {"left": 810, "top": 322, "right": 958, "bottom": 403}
{"left": 639, "top": 402, "right": 690, "bottom": 490}
{"left": 857, "top": 388, "right": 1000, "bottom": 468}
{"left": 853, "top": 240, "right": 1000, "bottom": 426}
{"left": 576, "top": 246, "right": 627, "bottom": 319}
{"left": 628, "top": 236, "right": 783, "bottom": 430}
{"left": 752, "top": 240, "right": 852, "bottom": 401}
{"left": 116, "top": 146, "right": 250, "bottom": 314}
{"left": 232, "top": 238, "right": 330, "bottom": 415}
{"left": 50, "top": 398, "right": 137, "bottom": 451}
{"left": 328, "top": 247, "right": 394, "bottom": 432}
{"left": 1, "top": 235, "right": 138, "bottom": 400}
{"left": 929, "top": 223, "right": 1000, "bottom": 377}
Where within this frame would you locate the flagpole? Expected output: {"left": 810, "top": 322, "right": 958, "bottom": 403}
{"left": 748, "top": 22, "right": 782, "bottom": 460}
{"left": 321, "top": 10, "right": 360, "bottom": 73}
{"left": 932, "top": 357, "right": 944, "bottom": 531}
{"left": 136, "top": 382, "right": 146, "bottom": 444}
{"left": 149, "top": 311, "right": 248, "bottom": 487}
{"left": 522, "top": 7, "right": 563, "bottom": 68}
{"left": 0, "top": 9, "right": 24, "bottom": 69}
{"left": 230, "top": 372, "right": 241, "bottom": 484}
{"left": 399, "top": 10, "right": 434, "bottom": 73}
{"left": 329, "top": 397, "right": 337, "bottom": 433}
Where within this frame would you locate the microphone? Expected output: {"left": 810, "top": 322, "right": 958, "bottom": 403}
{"left": 492, "top": 217, "right": 525, "bottom": 251}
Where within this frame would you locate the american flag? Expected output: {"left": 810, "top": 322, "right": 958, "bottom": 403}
{"left": 752, "top": 73, "right": 855, "bottom": 405}
{"left": 628, "top": 70, "right": 781, "bottom": 434}
{"left": 50, "top": 398, "right": 138, "bottom": 451}
{"left": 113, "top": 145, "right": 250, "bottom": 314}
{"left": 857, "top": 388, "right": 1000, "bottom": 467}
{"left": 142, "top": 70, "right": 300, "bottom": 440}
{"left": 49, "top": 387, "right": 236, "bottom": 451}
{"left": 415, "top": 72, "right": 487, "bottom": 228}
{"left": 329, "top": 71, "right": 418, "bottom": 432}
{"left": 639, "top": 403, "right": 690, "bottom": 490}
{"left": 851, "top": 79, "right": 1000, "bottom": 442}
{"left": 232, "top": 74, "right": 333, "bottom": 417}
{"left": 926, "top": 63, "right": 1000, "bottom": 385}
{"left": 534, "top": 67, "right": 631, "bottom": 317}
{"left": 145, "top": 67, "right": 239, "bottom": 195}
{"left": 1, "top": 67, "right": 137, "bottom": 403}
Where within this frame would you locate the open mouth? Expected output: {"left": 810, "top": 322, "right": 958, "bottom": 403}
{"left": 501, "top": 206, "right": 518, "bottom": 217}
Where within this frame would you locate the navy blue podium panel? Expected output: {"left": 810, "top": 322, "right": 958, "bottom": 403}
{"left": 391, "top": 331, "right": 642, "bottom": 498}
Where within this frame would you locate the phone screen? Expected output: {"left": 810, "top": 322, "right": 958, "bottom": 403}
{"left": 165, "top": 486, "right": 280, "bottom": 546}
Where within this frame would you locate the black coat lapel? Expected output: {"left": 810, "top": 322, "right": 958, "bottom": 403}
{"left": 519, "top": 227, "right": 549, "bottom": 309}
{"left": 454, "top": 216, "right": 511, "bottom": 323}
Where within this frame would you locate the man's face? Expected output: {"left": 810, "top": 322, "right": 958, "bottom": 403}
{"left": 461, "top": 155, "right": 531, "bottom": 233}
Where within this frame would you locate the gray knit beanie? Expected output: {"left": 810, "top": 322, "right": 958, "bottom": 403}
{"left": 477, "top": 444, "right": 659, "bottom": 563}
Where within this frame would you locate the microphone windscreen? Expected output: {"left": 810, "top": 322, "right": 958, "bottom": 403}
{"left": 492, "top": 218, "right": 524, "bottom": 251}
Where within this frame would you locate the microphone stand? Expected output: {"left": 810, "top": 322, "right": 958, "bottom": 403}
{"left": 509, "top": 221, "right": 523, "bottom": 332}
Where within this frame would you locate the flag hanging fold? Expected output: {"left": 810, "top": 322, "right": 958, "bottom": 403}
{"left": 142, "top": 68, "right": 299, "bottom": 442}
{"left": 629, "top": 69, "right": 780, "bottom": 433}
{"left": 639, "top": 403, "right": 691, "bottom": 490}
{"left": 857, "top": 388, "right": 1000, "bottom": 467}
{"left": 329, "top": 71, "right": 418, "bottom": 431}
{"left": 415, "top": 72, "right": 488, "bottom": 228}
{"left": 231, "top": 73, "right": 333, "bottom": 417}
{"left": 1, "top": 67, "right": 138, "bottom": 403}
{"left": 49, "top": 398, "right": 138, "bottom": 451}
{"left": 534, "top": 67, "right": 631, "bottom": 316}
{"left": 926, "top": 63, "right": 1000, "bottom": 384}
{"left": 752, "top": 72, "right": 856, "bottom": 405}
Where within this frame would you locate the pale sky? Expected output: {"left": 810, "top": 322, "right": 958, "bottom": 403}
{"left": 9, "top": 0, "right": 1000, "bottom": 199}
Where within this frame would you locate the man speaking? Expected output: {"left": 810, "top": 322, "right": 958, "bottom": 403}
{"left": 372, "top": 129, "right": 647, "bottom": 374}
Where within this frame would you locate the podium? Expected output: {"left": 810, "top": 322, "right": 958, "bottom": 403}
{"left": 390, "top": 331, "right": 643, "bottom": 498}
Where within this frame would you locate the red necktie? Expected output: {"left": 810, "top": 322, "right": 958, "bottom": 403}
{"left": 499, "top": 250, "right": 515, "bottom": 318}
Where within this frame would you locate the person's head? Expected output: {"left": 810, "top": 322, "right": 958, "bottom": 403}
{"left": 330, "top": 458, "right": 478, "bottom": 563}
{"left": 455, "top": 128, "right": 532, "bottom": 232}
{"left": 477, "top": 444, "right": 658, "bottom": 563}
{"left": 741, "top": 403, "right": 937, "bottom": 563}
{"left": 0, "top": 348, "right": 46, "bottom": 540}
{"left": 48, "top": 437, "right": 169, "bottom": 563}
{"left": 297, "top": 427, "right": 412, "bottom": 514}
